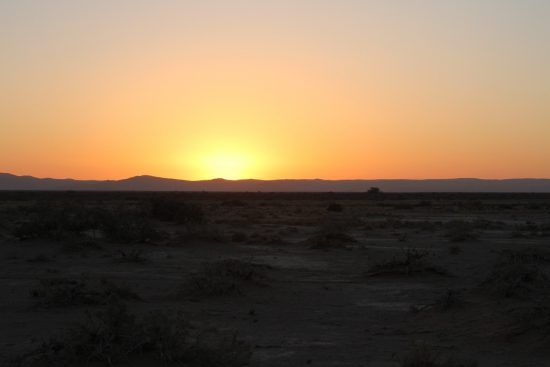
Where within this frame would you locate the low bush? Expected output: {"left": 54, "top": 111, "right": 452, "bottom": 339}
{"left": 367, "top": 187, "right": 381, "bottom": 195}
{"left": 433, "top": 289, "right": 463, "bottom": 311}
{"left": 402, "top": 343, "right": 477, "bottom": 367}
{"left": 12, "top": 202, "right": 102, "bottom": 240}
{"left": 184, "top": 259, "right": 271, "bottom": 296}
{"left": 61, "top": 239, "right": 103, "bottom": 253}
{"left": 12, "top": 202, "right": 162, "bottom": 244}
{"left": 500, "top": 247, "right": 550, "bottom": 264}
{"left": 100, "top": 209, "right": 161, "bottom": 244}
{"left": 306, "top": 231, "right": 357, "bottom": 249}
{"left": 231, "top": 232, "right": 248, "bottom": 243}
{"left": 326, "top": 203, "right": 344, "bottom": 212}
{"left": 149, "top": 197, "right": 205, "bottom": 225}
{"left": 481, "top": 258, "right": 548, "bottom": 299}
{"left": 368, "top": 248, "right": 447, "bottom": 277}
{"left": 221, "top": 199, "right": 248, "bottom": 207}
{"left": 27, "top": 254, "right": 54, "bottom": 263}
{"left": 445, "top": 220, "right": 479, "bottom": 242}
{"left": 15, "top": 302, "right": 251, "bottom": 366}
{"left": 31, "top": 277, "right": 139, "bottom": 307}
{"left": 116, "top": 249, "right": 149, "bottom": 264}
{"left": 448, "top": 245, "right": 462, "bottom": 255}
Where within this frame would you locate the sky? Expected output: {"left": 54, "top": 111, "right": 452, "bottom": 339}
{"left": 1, "top": 0, "right": 549, "bottom": 180}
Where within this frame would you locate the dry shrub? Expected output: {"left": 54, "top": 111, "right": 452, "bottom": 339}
{"left": 12, "top": 202, "right": 162, "bottom": 244}
{"left": 402, "top": 343, "right": 477, "bottom": 367}
{"left": 231, "top": 232, "right": 248, "bottom": 243}
{"left": 306, "top": 231, "right": 357, "bottom": 249}
{"left": 61, "top": 239, "right": 103, "bottom": 254}
{"left": 149, "top": 197, "right": 205, "bottom": 225}
{"left": 500, "top": 247, "right": 550, "bottom": 264}
{"left": 433, "top": 289, "right": 464, "bottom": 311}
{"left": 481, "top": 257, "right": 548, "bottom": 299}
{"left": 184, "top": 259, "right": 271, "bottom": 297}
{"left": 444, "top": 220, "right": 479, "bottom": 242}
{"left": 100, "top": 209, "right": 162, "bottom": 244}
{"left": 247, "top": 232, "right": 285, "bottom": 246}
{"left": 15, "top": 302, "right": 251, "bottom": 367}
{"left": 116, "top": 249, "right": 149, "bottom": 264}
{"left": 368, "top": 248, "right": 447, "bottom": 277}
{"left": 448, "top": 245, "right": 462, "bottom": 255}
{"left": 31, "top": 277, "right": 139, "bottom": 307}
{"left": 326, "top": 203, "right": 344, "bottom": 212}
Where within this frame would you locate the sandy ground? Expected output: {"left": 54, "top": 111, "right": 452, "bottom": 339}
{"left": 1, "top": 193, "right": 550, "bottom": 366}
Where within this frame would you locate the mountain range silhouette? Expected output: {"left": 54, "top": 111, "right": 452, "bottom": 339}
{"left": 1, "top": 173, "right": 550, "bottom": 192}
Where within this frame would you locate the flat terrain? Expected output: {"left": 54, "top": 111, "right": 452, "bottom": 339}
{"left": 1, "top": 192, "right": 550, "bottom": 366}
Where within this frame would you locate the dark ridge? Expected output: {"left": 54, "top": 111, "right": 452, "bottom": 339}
{"left": 1, "top": 173, "right": 550, "bottom": 192}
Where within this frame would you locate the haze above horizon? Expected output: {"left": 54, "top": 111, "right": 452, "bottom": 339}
{"left": 1, "top": 1, "right": 549, "bottom": 180}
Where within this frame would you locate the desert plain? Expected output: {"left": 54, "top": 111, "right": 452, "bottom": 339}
{"left": 1, "top": 191, "right": 550, "bottom": 366}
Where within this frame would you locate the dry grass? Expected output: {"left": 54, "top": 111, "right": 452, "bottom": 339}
{"left": 306, "top": 231, "right": 357, "bottom": 249}
{"left": 368, "top": 248, "right": 447, "bottom": 277}
{"left": 402, "top": 343, "right": 477, "bottom": 367}
{"left": 184, "top": 259, "right": 271, "bottom": 297}
{"left": 115, "top": 249, "right": 149, "bottom": 264}
{"left": 31, "top": 277, "right": 139, "bottom": 307}
{"left": 433, "top": 289, "right": 464, "bottom": 311}
{"left": 483, "top": 266, "right": 547, "bottom": 300}
{"left": 14, "top": 302, "right": 251, "bottom": 367}
{"left": 444, "top": 221, "right": 479, "bottom": 243}
{"left": 11, "top": 202, "right": 163, "bottom": 244}
{"left": 481, "top": 254, "right": 548, "bottom": 299}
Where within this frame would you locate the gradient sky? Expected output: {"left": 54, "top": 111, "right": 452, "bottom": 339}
{"left": 1, "top": 0, "right": 549, "bottom": 180}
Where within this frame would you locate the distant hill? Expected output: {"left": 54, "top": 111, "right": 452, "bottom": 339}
{"left": 1, "top": 173, "right": 550, "bottom": 192}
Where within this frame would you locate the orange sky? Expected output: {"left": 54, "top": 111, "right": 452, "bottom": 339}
{"left": 1, "top": 1, "right": 549, "bottom": 180}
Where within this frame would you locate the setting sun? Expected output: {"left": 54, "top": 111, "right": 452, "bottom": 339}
{"left": 199, "top": 152, "right": 251, "bottom": 180}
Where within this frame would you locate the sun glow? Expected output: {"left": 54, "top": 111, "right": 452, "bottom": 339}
{"left": 198, "top": 152, "right": 252, "bottom": 180}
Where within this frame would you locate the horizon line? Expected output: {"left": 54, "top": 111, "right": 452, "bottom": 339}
{"left": 2, "top": 172, "right": 550, "bottom": 182}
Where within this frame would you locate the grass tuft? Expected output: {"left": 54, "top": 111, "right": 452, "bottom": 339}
{"left": 31, "top": 277, "right": 139, "bottom": 307}
{"left": 368, "top": 248, "right": 447, "bottom": 277}
{"left": 184, "top": 259, "right": 271, "bottom": 297}
{"left": 15, "top": 302, "right": 251, "bottom": 367}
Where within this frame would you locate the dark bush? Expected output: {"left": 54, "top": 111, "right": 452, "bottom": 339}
{"left": 11, "top": 202, "right": 161, "bottom": 244}
{"left": 434, "top": 289, "right": 463, "bottom": 311}
{"left": 445, "top": 220, "right": 479, "bottom": 242}
{"left": 31, "top": 277, "right": 139, "bottom": 307}
{"left": 500, "top": 247, "right": 550, "bottom": 264}
{"left": 12, "top": 203, "right": 104, "bottom": 240}
{"left": 150, "top": 197, "right": 205, "bottom": 225}
{"left": 100, "top": 210, "right": 161, "bottom": 244}
{"left": 417, "top": 200, "right": 432, "bottom": 207}
{"left": 185, "top": 259, "right": 271, "bottom": 296}
{"left": 231, "top": 232, "right": 248, "bottom": 242}
{"left": 481, "top": 258, "right": 548, "bottom": 299}
{"left": 306, "top": 231, "right": 356, "bottom": 249}
{"left": 326, "top": 203, "right": 343, "bottom": 212}
{"left": 221, "top": 199, "right": 248, "bottom": 207}
{"left": 368, "top": 248, "right": 447, "bottom": 277}
{"left": 116, "top": 249, "right": 149, "bottom": 264}
{"left": 16, "top": 302, "right": 251, "bottom": 366}
{"left": 367, "top": 187, "right": 381, "bottom": 194}
{"left": 448, "top": 245, "right": 462, "bottom": 255}
{"left": 402, "top": 343, "right": 477, "bottom": 367}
